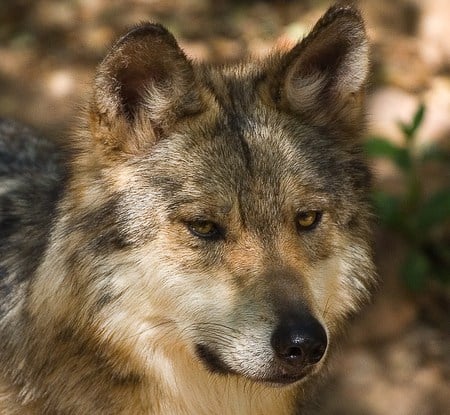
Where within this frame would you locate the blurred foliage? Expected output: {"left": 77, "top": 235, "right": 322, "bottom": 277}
{"left": 365, "top": 104, "right": 450, "bottom": 290}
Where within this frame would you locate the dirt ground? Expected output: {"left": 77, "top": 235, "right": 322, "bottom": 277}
{"left": 1, "top": 1, "right": 449, "bottom": 414}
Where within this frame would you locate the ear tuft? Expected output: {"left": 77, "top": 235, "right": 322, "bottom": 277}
{"left": 112, "top": 24, "right": 183, "bottom": 121}
{"left": 275, "top": 4, "right": 369, "bottom": 126}
{"left": 91, "top": 23, "right": 203, "bottom": 153}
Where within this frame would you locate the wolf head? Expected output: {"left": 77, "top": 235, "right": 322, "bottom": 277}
{"left": 37, "top": 5, "right": 375, "bottom": 388}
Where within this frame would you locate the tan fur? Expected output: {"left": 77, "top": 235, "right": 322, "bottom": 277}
{"left": 0, "top": 4, "right": 376, "bottom": 414}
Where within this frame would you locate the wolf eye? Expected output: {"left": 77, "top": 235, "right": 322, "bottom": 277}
{"left": 296, "top": 211, "right": 322, "bottom": 231}
{"left": 188, "top": 220, "right": 221, "bottom": 239}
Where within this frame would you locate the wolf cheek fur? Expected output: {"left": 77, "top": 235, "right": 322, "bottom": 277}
{"left": 0, "top": 4, "right": 376, "bottom": 415}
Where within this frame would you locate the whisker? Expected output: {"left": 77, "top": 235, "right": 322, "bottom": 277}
{"left": 321, "top": 295, "right": 334, "bottom": 319}
{"left": 116, "top": 319, "right": 176, "bottom": 343}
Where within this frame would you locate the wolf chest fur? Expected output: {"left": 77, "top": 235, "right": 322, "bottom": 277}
{"left": 0, "top": 4, "right": 376, "bottom": 414}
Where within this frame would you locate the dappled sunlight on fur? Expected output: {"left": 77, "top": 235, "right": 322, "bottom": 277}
{"left": 0, "top": 4, "right": 375, "bottom": 414}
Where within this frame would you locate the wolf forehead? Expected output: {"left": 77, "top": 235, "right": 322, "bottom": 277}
{"left": 137, "top": 66, "right": 359, "bottom": 183}
{"left": 138, "top": 104, "right": 364, "bottom": 221}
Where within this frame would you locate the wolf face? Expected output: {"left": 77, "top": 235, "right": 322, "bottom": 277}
{"left": 101, "top": 108, "right": 373, "bottom": 386}
{"left": 51, "top": 5, "right": 374, "bottom": 386}
{"left": 1, "top": 4, "right": 376, "bottom": 414}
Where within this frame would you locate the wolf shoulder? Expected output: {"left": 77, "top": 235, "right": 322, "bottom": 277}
{"left": 0, "top": 119, "right": 66, "bottom": 299}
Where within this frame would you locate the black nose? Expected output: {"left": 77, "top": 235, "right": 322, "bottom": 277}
{"left": 271, "top": 314, "right": 328, "bottom": 368}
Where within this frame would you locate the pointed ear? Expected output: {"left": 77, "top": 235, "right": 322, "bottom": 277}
{"left": 273, "top": 5, "right": 369, "bottom": 126}
{"left": 90, "top": 23, "right": 203, "bottom": 154}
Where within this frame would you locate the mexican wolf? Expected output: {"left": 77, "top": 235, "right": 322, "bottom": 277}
{"left": 0, "top": 4, "right": 376, "bottom": 414}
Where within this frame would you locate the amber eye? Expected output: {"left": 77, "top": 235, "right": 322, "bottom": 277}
{"left": 188, "top": 220, "right": 221, "bottom": 239}
{"left": 296, "top": 211, "right": 321, "bottom": 231}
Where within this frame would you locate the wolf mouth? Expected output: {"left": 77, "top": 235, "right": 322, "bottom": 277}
{"left": 195, "top": 343, "right": 232, "bottom": 375}
{"left": 194, "top": 344, "right": 311, "bottom": 386}
{"left": 248, "top": 372, "right": 309, "bottom": 386}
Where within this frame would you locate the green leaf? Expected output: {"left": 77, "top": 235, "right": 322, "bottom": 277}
{"left": 416, "top": 189, "right": 450, "bottom": 231}
{"left": 364, "top": 137, "right": 411, "bottom": 170}
{"left": 399, "top": 103, "right": 426, "bottom": 142}
{"left": 399, "top": 122, "right": 413, "bottom": 141}
{"left": 372, "top": 191, "right": 404, "bottom": 229}
{"left": 402, "top": 249, "right": 430, "bottom": 291}
{"left": 411, "top": 103, "right": 426, "bottom": 135}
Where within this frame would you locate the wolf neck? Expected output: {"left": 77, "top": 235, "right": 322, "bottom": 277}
{"left": 146, "top": 352, "right": 299, "bottom": 415}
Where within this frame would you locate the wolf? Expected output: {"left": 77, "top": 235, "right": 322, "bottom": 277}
{"left": 0, "top": 4, "right": 376, "bottom": 414}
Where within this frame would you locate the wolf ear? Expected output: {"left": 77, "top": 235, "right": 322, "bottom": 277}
{"left": 91, "top": 24, "right": 203, "bottom": 153}
{"left": 274, "top": 5, "right": 369, "bottom": 126}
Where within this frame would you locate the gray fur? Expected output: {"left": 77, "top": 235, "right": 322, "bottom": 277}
{"left": 0, "top": 5, "right": 376, "bottom": 414}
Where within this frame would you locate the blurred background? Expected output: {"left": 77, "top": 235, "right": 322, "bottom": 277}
{"left": 0, "top": 1, "right": 449, "bottom": 413}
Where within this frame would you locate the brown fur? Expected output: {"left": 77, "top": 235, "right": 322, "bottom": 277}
{"left": 0, "top": 4, "right": 376, "bottom": 414}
